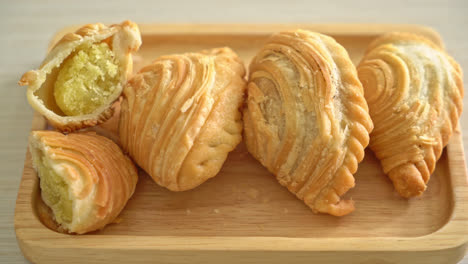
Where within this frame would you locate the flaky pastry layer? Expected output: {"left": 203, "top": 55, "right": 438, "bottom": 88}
{"left": 357, "top": 32, "right": 463, "bottom": 197}
{"left": 119, "top": 47, "right": 246, "bottom": 191}
{"left": 19, "top": 21, "right": 141, "bottom": 132}
{"left": 244, "top": 30, "right": 373, "bottom": 216}
{"left": 29, "top": 131, "right": 138, "bottom": 234}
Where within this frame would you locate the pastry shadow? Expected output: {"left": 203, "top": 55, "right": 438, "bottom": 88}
{"left": 30, "top": 145, "right": 453, "bottom": 239}
{"left": 31, "top": 145, "right": 453, "bottom": 237}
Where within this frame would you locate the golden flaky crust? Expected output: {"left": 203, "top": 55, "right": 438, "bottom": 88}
{"left": 244, "top": 30, "right": 373, "bottom": 216}
{"left": 119, "top": 47, "right": 246, "bottom": 191}
{"left": 357, "top": 32, "right": 463, "bottom": 198}
{"left": 19, "top": 21, "right": 142, "bottom": 132}
{"left": 29, "top": 131, "right": 138, "bottom": 234}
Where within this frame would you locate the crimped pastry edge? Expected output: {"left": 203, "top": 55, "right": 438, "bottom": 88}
{"left": 244, "top": 30, "right": 373, "bottom": 216}
{"left": 358, "top": 32, "right": 463, "bottom": 197}
{"left": 19, "top": 21, "right": 141, "bottom": 132}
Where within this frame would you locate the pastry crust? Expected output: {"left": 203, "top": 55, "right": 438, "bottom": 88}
{"left": 19, "top": 21, "right": 141, "bottom": 132}
{"left": 357, "top": 32, "right": 463, "bottom": 197}
{"left": 243, "top": 30, "right": 373, "bottom": 216}
{"left": 29, "top": 131, "right": 138, "bottom": 234}
{"left": 119, "top": 47, "right": 246, "bottom": 191}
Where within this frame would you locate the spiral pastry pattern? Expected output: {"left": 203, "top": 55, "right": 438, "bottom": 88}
{"left": 29, "top": 131, "right": 138, "bottom": 234}
{"left": 119, "top": 48, "right": 246, "bottom": 191}
{"left": 244, "top": 30, "right": 373, "bottom": 216}
{"left": 357, "top": 32, "right": 463, "bottom": 197}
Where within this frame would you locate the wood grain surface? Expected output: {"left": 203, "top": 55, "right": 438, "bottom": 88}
{"left": 2, "top": 1, "right": 468, "bottom": 263}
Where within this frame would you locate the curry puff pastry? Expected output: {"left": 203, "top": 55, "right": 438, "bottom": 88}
{"left": 357, "top": 32, "right": 463, "bottom": 197}
{"left": 29, "top": 131, "right": 138, "bottom": 234}
{"left": 244, "top": 30, "right": 373, "bottom": 216}
{"left": 19, "top": 21, "right": 141, "bottom": 132}
{"left": 119, "top": 48, "right": 246, "bottom": 191}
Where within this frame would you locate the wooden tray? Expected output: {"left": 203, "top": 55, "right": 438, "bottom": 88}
{"left": 15, "top": 24, "right": 468, "bottom": 264}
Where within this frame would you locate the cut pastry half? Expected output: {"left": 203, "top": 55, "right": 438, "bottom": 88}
{"left": 119, "top": 47, "right": 246, "bottom": 191}
{"left": 29, "top": 131, "right": 138, "bottom": 234}
{"left": 19, "top": 21, "right": 141, "bottom": 132}
{"left": 244, "top": 30, "right": 373, "bottom": 216}
{"left": 357, "top": 32, "right": 463, "bottom": 197}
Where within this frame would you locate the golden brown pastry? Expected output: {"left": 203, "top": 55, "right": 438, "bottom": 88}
{"left": 243, "top": 30, "right": 373, "bottom": 216}
{"left": 119, "top": 47, "right": 246, "bottom": 191}
{"left": 357, "top": 32, "right": 463, "bottom": 197}
{"left": 19, "top": 21, "right": 141, "bottom": 132}
{"left": 29, "top": 131, "right": 138, "bottom": 234}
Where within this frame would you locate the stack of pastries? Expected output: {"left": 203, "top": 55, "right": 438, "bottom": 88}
{"left": 21, "top": 21, "right": 142, "bottom": 234}
{"left": 20, "top": 21, "right": 463, "bottom": 233}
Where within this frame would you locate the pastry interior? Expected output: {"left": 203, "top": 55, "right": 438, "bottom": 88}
{"left": 35, "top": 41, "right": 121, "bottom": 118}
{"left": 31, "top": 147, "right": 73, "bottom": 226}
{"left": 54, "top": 42, "right": 120, "bottom": 116}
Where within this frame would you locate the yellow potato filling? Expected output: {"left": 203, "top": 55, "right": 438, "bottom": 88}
{"left": 54, "top": 42, "right": 119, "bottom": 116}
{"left": 38, "top": 157, "right": 73, "bottom": 224}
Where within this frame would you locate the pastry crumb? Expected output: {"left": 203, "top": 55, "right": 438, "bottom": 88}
{"left": 186, "top": 209, "right": 191, "bottom": 215}
{"left": 213, "top": 209, "right": 220, "bottom": 214}
{"left": 283, "top": 208, "right": 289, "bottom": 214}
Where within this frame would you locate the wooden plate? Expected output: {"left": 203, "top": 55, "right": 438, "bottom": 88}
{"left": 15, "top": 24, "right": 468, "bottom": 264}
